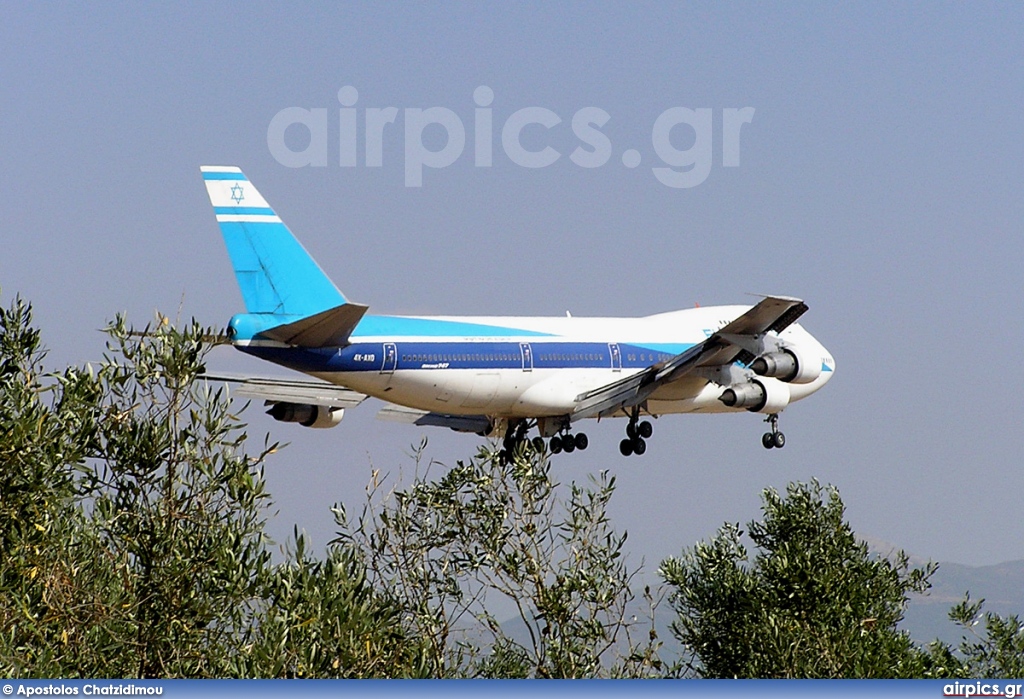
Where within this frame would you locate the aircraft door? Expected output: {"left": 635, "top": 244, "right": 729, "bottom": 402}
{"left": 520, "top": 343, "right": 533, "bottom": 371}
{"left": 609, "top": 343, "right": 622, "bottom": 372}
{"left": 381, "top": 342, "right": 398, "bottom": 374}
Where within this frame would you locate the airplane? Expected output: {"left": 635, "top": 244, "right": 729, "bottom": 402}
{"left": 200, "top": 166, "right": 835, "bottom": 457}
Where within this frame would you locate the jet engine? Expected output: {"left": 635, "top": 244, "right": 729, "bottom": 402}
{"left": 266, "top": 402, "right": 345, "bottom": 429}
{"left": 719, "top": 379, "right": 790, "bottom": 413}
{"left": 750, "top": 348, "right": 821, "bottom": 384}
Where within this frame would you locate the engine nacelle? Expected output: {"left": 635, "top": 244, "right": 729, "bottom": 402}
{"left": 750, "top": 348, "right": 821, "bottom": 384}
{"left": 267, "top": 402, "right": 345, "bottom": 429}
{"left": 719, "top": 379, "right": 791, "bottom": 413}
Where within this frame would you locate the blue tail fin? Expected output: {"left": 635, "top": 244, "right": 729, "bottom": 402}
{"left": 201, "top": 166, "right": 345, "bottom": 317}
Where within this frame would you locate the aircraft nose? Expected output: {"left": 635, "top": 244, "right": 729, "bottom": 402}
{"left": 820, "top": 348, "right": 836, "bottom": 382}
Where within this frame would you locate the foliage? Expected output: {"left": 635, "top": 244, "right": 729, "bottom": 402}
{"left": 0, "top": 294, "right": 113, "bottom": 676}
{"left": 0, "top": 300, "right": 277, "bottom": 676}
{"left": 81, "top": 313, "right": 278, "bottom": 676}
{"left": 5, "top": 292, "right": 1023, "bottom": 678}
{"left": 925, "top": 596, "right": 1024, "bottom": 678}
{"left": 334, "top": 441, "right": 663, "bottom": 678}
{"left": 241, "top": 532, "right": 430, "bottom": 678}
{"left": 659, "top": 480, "right": 935, "bottom": 678}
{"left": 0, "top": 293, "right": 655, "bottom": 678}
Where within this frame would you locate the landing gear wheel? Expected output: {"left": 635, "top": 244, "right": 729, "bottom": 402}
{"left": 574, "top": 433, "right": 589, "bottom": 451}
{"left": 762, "top": 413, "right": 786, "bottom": 450}
{"left": 532, "top": 436, "right": 546, "bottom": 452}
{"left": 619, "top": 438, "right": 634, "bottom": 457}
{"left": 550, "top": 436, "right": 563, "bottom": 454}
{"left": 626, "top": 422, "right": 637, "bottom": 440}
{"left": 638, "top": 421, "right": 653, "bottom": 439}
{"left": 562, "top": 436, "right": 576, "bottom": 453}
{"left": 632, "top": 437, "right": 647, "bottom": 455}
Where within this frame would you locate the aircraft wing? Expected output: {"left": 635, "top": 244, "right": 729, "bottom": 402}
{"left": 203, "top": 373, "right": 369, "bottom": 408}
{"left": 572, "top": 295, "right": 808, "bottom": 420}
{"left": 376, "top": 404, "right": 493, "bottom": 434}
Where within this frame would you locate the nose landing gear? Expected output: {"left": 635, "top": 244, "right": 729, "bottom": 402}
{"left": 762, "top": 413, "right": 785, "bottom": 449}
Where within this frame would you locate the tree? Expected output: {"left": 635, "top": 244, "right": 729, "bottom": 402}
{"left": 0, "top": 300, "right": 283, "bottom": 677}
{"left": 335, "top": 441, "right": 663, "bottom": 678}
{"left": 0, "top": 294, "right": 114, "bottom": 676}
{"left": 15, "top": 290, "right": 1018, "bottom": 679}
{"left": 926, "top": 596, "right": 1024, "bottom": 678}
{"left": 659, "top": 480, "right": 934, "bottom": 678}
{"left": 242, "top": 533, "right": 430, "bottom": 678}
{"left": 0, "top": 295, "right": 464, "bottom": 679}
{"left": 82, "top": 313, "right": 280, "bottom": 676}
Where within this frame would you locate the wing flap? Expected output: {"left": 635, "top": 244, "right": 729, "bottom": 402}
{"left": 204, "top": 373, "right": 368, "bottom": 408}
{"left": 572, "top": 367, "right": 656, "bottom": 420}
{"left": 722, "top": 295, "right": 807, "bottom": 335}
{"left": 376, "top": 405, "right": 492, "bottom": 434}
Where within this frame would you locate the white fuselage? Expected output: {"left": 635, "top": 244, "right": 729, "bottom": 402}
{"left": 239, "top": 305, "right": 835, "bottom": 422}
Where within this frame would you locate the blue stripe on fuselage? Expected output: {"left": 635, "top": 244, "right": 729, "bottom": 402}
{"left": 351, "top": 316, "right": 554, "bottom": 338}
{"left": 236, "top": 340, "right": 695, "bottom": 373}
{"left": 227, "top": 313, "right": 557, "bottom": 343}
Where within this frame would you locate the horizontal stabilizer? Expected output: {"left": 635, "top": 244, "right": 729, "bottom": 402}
{"left": 259, "top": 302, "right": 369, "bottom": 348}
{"left": 204, "top": 373, "right": 368, "bottom": 408}
{"left": 377, "top": 405, "right": 492, "bottom": 434}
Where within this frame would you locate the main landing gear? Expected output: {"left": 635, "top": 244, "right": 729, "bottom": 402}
{"left": 761, "top": 413, "right": 786, "bottom": 449}
{"left": 499, "top": 420, "right": 588, "bottom": 462}
{"left": 549, "top": 431, "right": 588, "bottom": 455}
{"left": 619, "top": 409, "right": 653, "bottom": 457}
{"left": 500, "top": 421, "right": 531, "bottom": 462}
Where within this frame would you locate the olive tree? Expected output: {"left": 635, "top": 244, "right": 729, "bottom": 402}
{"left": 926, "top": 596, "right": 1024, "bottom": 678}
{"left": 660, "top": 480, "right": 935, "bottom": 678}
{"left": 336, "top": 441, "right": 663, "bottom": 678}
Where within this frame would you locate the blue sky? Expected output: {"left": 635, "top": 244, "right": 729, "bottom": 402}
{"left": 2, "top": 3, "right": 1022, "bottom": 568}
